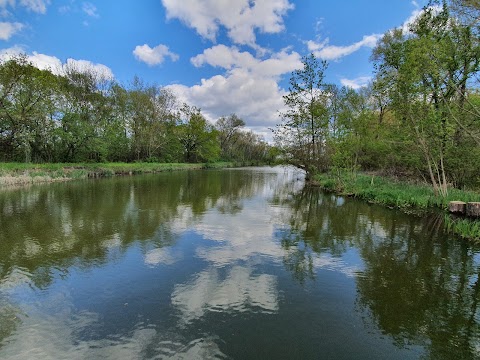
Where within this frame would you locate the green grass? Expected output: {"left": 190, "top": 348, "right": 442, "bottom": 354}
{"left": 0, "top": 161, "right": 239, "bottom": 186}
{"left": 314, "top": 171, "right": 480, "bottom": 241}
{"left": 444, "top": 215, "right": 480, "bottom": 243}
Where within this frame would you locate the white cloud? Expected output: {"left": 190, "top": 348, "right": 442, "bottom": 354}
{"left": 82, "top": 2, "right": 98, "bottom": 18}
{"left": 133, "top": 43, "right": 179, "bottom": 66}
{"left": 307, "top": 34, "right": 382, "bottom": 61}
{"left": 19, "top": 0, "right": 50, "bottom": 13}
{"left": 0, "top": 44, "right": 23, "bottom": 57}
{"left": 340, "top": 76, "right": 371, "bottom": 90}
{"left": 0, "top": 46, "right": 114, "bottom": 79}
{"left": 29, "top": 51, "right": 63, "bottom": 72}
{"left": 401, "top": 9, "right": 423, "bottom": 33}
{"left": 161, "top": 0, "right": 294, "bottom": 48}
{"left": 0, "top": 0, "right": 50, "bottom": 16}
{"left": 400, "top": 5, "right": 443, "bottom": 34}
{"left": 172, "top": 266, "right": 278, "bottom": 323}
{"left": 167, "top": 45, "right": 301, "bottom": 129}
{"left": 0, "top": 0, "right": 14, "bottom": 16}
{"left": 64, "top": 58, "right": 114, "bottom": 80}
{"left": 0, "top": 21, "right": 23, "bottom": 40}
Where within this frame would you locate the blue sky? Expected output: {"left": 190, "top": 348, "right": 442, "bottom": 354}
{"left": 1, "top": 0, "right": 427, "bottom": 139}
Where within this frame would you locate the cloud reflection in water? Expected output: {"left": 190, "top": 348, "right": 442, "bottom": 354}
{"left": 172, "top": 266, "right": 278, "bottom": 324}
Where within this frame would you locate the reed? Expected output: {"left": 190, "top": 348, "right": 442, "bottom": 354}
{"left": 314, "top": 171, "right": 480, "bottom": 241}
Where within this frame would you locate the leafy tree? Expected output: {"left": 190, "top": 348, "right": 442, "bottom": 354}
{"left": 56, "top": 62, "right": 115, "bottom": 162}
{"left": 215, "top": 113, "right": 245, "bottom": 160}
{"left": 274, "top": 53, "right": 331, "bottom": 178}
{"left": 0, "top": 55, "right": 58, "bottom": 162}
{"left": 372, "top": 2, "right": 480, "bottom": 195}
{"left": 330, "top": 86, "right": 381, "bottom": 172}
{"left": 125, "top": 78, "right": 180, "bottom": 162}
{"left": 178, "top": 105, "right": 220, "bottom": 163}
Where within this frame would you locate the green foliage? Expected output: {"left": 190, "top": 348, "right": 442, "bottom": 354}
{"left": 444, "top": 215, "right": 480, "bottom": 242}
{"left": 178, "top": 105, "right": 220, "bottom": 163}
{"left": 0, "top": 162, "right": 238, "bottom": 186}
{"left": 371, "top": 1, "right": 480, "bottom": 195}
{"left": 314, "top": 170, "right": 480, "bottom": 241}
{"left": 0, "top": 56, "right": 270, "bottom": 166}
{"left": 315, "top": 172, "right": 480, "bottom": 210}
{"left": 274, "top": 53, "right": 331, "bottom": 176}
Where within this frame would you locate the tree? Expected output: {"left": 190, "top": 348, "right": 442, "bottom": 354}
{"left": 177, "top": 105, "right": 220, "bottom": 163}
{"left": 330, "top": 86, "right": 381, "bottom": 172}
{"left": 273, "top": 53, "right": 330, "bottom": 178}
{"left": 56, "top": 62, "right": 116, "bottom": 162}
{"left": 125, "top": 77, "right": 179, "bottom": 162}
{"left": 0, "top": 55, "right": 58, "bottom": 162}
{"left": 215, "top": 113, "right": 245, "bottom": 160}
{"left": 372, "top": 2, "right": 480, "bottom": 195}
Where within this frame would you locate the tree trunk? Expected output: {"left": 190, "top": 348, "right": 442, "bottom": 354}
{"left": 449, "top": 201, "right": 467, "bottom": 214}
{"left": 466, "top": 202, "right": 480, "bottom": 218}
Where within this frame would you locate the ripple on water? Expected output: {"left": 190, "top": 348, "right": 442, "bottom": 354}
{"left": 0, "top": 266, "right": 34, "bottom": 290}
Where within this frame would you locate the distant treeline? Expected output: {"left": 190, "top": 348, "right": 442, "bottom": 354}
{"left": 0, "top": 56, "right": 271, "bottom": 165}
{"left": 274, "top": 0, "right": 480, "bottom": 191}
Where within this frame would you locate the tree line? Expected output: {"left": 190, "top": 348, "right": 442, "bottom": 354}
{"left": 0, "top": 56, "right": 270, "bottom": 164}
{"left": 274, "top": 0, "right": 480, "bottom": 191}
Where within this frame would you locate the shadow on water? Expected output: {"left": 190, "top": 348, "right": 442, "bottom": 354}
{"left": 274, "top": 183, "right": 480, "bottom": 359}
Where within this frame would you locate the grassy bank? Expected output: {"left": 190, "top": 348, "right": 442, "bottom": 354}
{"left": 313, "top": 171, "right": 480, "bottom": 242}
{"left": 0, "top": 162, "right": 238, "bottom": 187}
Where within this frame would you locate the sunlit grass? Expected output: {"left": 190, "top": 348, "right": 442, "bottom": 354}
{"left": 0, "top": 161, "right": 238, "bottom": 186}
{"left": 314, "top": 172, "right": 480, "bottom": 210}
{"left": 314, "top": 171, "right": 480, "bottom": 241}
{"left": 444, "top": 215, "right": 480, "bottom": 243}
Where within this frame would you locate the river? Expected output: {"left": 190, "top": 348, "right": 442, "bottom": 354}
{"left": 0, "top": 166, "right": 479, "bottom": 359}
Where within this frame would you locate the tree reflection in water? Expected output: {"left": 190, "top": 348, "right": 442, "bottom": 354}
{"left": 274, "top": 184, "right": 480, "bottom": 359}
{"left": 0, "top": 169, "right": 266, "bottom": 345}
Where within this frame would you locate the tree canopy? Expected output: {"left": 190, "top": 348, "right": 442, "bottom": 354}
{"left": 0, "top": 55, "right": 271, "bottom": 165}
{"left": 273, "top": 0, "right": 480, "bottom": 192}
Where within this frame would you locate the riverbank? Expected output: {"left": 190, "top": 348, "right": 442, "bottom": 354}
{"left": 0, "top": 162, "right": 239, "bottom": 187}
{"left": 313, "top": 171, "right": 480, "bottom": 242}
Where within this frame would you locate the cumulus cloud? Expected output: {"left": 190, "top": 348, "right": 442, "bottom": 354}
{"left": 133, "top": 43, "right": 179, "bottom": 66}
{"left": 0, "top": 21, "right": 23, "bottom": 40}
{"left": 340, "top": 76, "right": 371, "bottom": 90}
{"left": 167, "top": 45, "right": 301, "bottom": 130}
{"left": 307, "top": 34, "right": 382, "bottom": 61}
{"left": 0, "top": 44, "right": 22, "bottom": 57}
{"left": 29, "top": 51, "right": 63, "bottom": 71}
{"left": 20, "top": 0, "right": 50, "bottom": 13}
{"left": 0, "top": 0, "right": 51, "bottom": 14}
{"left": 0, "top": 46, "right": 114, "bottom": 79}
{"left": 161, "top": 0, "right": 294, "bottom": 48}
{"left": 64, "top": 58, "right": 114, "bottom": 80}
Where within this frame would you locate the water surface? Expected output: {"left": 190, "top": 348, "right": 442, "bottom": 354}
{"left": 0, "top": 167, "right": 479, "bottom": 359}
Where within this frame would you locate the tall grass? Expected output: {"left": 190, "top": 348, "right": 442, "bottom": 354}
{"left": 444, "top": 215, "right": 480, "bottom": 243}
{"left": 0, "top": 162, "right": 237, "bottom": 186}
{"left": 315, "top": 172, "right": 480, "bottom": 210}
{"left": 314, "top": 171, "right": 480, "bottom": 241}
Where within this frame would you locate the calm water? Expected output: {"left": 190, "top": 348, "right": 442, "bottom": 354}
{"left": 0, "top": 167, "right": 479, "bottom": 359}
